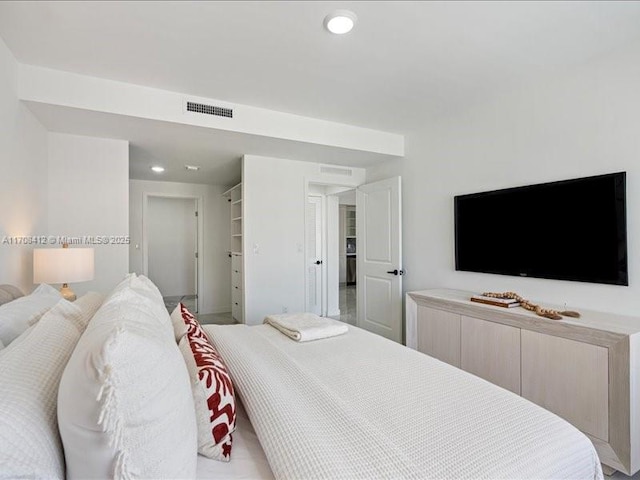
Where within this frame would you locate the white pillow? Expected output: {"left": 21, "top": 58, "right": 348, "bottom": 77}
{"left": 109, "top": 273, "right": 173, "bottom": 341}
{"left": 171, "top": 303, "right": 188, "bottom": 343}
{"left": 0, "top": 293, "right": 104, "bottom": 479}
{"left": 0, "top": 283, "right": 62, "bottom": 347}
{"left": 0, "top": 289, "right": 13, "bottom": 307}
{"left": 58, "top": 282, "right": 197, "bottom": 479}
{"left": 135, "top": 274, "right": 164, "bottom": 303}
{"left": 0, "top": 284, "right": 24, "bottom": 300}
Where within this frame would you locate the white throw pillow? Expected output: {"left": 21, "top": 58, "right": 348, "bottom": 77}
{"left": 0, "top": 283, "right": 62, "bottom": 347}
{"left": 109, "top": 273, "right": 173, "bottom": 341}
{"left": 58, "top": 282, "right": 198, "bottom": 479}
{"left": 0, "top": 284, "right": 24, "bottom": 300}
{"left": 171, "top": 303, "right": 188, "bottom": 343}
{"left": 0, "top": 289, "right": 13, "bottom": 307}
{"left": 0, "top": 293, "right": 104, "bottom": 479}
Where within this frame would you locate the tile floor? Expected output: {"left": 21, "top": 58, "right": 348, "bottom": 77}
{"left": 197, "top": 311, "right": 236, "bottom": 325}
{"left": 608, "top": 469, "right": 639, "bottom": 479}
{"left": 330, "top": 284, "right": 357, "bottom": 325}
{"left": 163, "top": 295, "right": 236, "bottom": 325}
{"left": 163, "top": 294, "right": 197, "bottom": 314}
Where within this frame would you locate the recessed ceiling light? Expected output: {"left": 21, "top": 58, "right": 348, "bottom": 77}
{"left": 185, "top": 165, "right": 200, "bottom": 171}
{"left": 151, "top": 166, "right": 165, "bottom": 173}
{"left": 324, "top": 10, "right": 357, "bottom": 35}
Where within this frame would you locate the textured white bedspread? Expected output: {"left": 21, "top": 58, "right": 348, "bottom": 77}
{"left": 196, "top": 400, "right": 273, "bottom": 480}
{"left": 204, "top": 324, "right": 603, "bottom": 480}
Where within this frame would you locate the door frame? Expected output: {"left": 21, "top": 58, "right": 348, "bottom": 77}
{"left": 141, "top": 192, "right": 204, "bottom": 312}
{"left": 304, "top": 181, "right": 357, "bottom": 317}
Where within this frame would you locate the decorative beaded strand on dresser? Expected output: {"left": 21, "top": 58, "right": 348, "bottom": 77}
{"left": 482, "top": 291, "right": 581, "bottom": 320}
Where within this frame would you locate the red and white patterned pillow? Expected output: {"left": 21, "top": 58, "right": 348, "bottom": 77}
{"left": 177, "top": 303, "right": 236, "bottom": 461}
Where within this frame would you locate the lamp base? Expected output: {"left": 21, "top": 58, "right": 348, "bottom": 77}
{"left": 60, "top": 284, "right": 76, "bottom": 302}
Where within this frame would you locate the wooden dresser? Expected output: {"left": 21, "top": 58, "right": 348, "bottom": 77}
{"left": 406, "top": 289, "right": 640, "bottom": 476}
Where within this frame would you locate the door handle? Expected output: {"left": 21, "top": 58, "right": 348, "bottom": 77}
{"left": 386, "top": 269, "right": 405, "bottom": 276}
{"left": 315, "top": 260, "right": 323, "bottom": 265}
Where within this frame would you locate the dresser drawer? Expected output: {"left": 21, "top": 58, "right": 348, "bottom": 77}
{"left": 232, "top": 287, "right": 242, "bottom": 309}
{"left": 231, "top": 288, "right": 243, "bottom": 323}
{"left": 231, "top": 254, "right": 242, "bottom": 274}
{"left": 232, "top": 268, "right": 242, "bottom": 288}
{"left": 231, "top": 301, "right": 243, "bottom": 323}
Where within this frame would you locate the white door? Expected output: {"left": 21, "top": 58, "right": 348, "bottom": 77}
{"left": 356, "top": 177, "right": 402, "bottom": 342}
{"left": 306, "top": 196, "right": 323, "bottom": 315}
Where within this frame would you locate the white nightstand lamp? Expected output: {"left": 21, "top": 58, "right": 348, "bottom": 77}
{"left": 33, "top": 244, "right": 95, "bottom": 301}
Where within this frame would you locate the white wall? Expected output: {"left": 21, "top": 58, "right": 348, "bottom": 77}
{"left": 243, "top": 155, "right": 366, "bottom": 325}
{"left": 47, "top": 133, "right": 129, "bottom": 295}
{"left": 0, "top": 36, "right": 48, "bottom": 293}
{"left": 129, "top": 179, "right": 231, "bottom": 315}
{"left": 338, "top": 190, "right": 356, "bottom": 205}
{"left": 147, "top": 196, "right": 197, "bottom": 297}
{"left": 19, "top": 64, "right": 404, "bottom": 158}
{"left": 367, "top": 40, "right": 640, "bottom": 317}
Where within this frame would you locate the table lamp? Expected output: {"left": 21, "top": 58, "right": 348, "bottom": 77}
{"left": 33, "top": 244, "right": 95, "bottom": 301}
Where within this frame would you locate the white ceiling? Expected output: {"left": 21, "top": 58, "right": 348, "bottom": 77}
{"left": 2, "top": 1, "right": 640, "bottom": 183}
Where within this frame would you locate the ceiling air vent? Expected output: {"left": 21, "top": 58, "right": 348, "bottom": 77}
{"left": 186, "top": 101, "right": 233, "bottom": 118}
{"left": 320, "top": 166, "right": 353, "bottom": 176}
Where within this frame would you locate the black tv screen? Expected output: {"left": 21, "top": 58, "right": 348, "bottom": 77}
{"left": 454, "top": 172, "right": 628, "bottom": 286}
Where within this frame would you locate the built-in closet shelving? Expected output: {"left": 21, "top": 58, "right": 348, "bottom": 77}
{"left": 222, "top": 183, "right": 244, "bottom": 323}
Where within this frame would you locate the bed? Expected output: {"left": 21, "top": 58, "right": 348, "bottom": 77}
{"left": 202, "top": 323, "right": 603, "bottom": 480}
{"left": 0, "top": 276, "right": 603, "bottom": 479}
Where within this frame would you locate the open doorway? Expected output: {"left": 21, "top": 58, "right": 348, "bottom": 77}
{"left": 305, "top": 176, "right": 402, "bottom": 342}
{"left": 337, "top": 192, "right": 357, "bottom": 325}
{"left": 145, "top": 195, "right": 199, "bottom": 313}
{"left": 305, "top": 184, "right": 357, "bottom": 325}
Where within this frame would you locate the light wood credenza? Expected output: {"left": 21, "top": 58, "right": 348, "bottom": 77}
{"left": 406, "top": 289, "right": 640, "bottom": 476}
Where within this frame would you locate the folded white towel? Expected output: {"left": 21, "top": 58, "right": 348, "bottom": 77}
{"left": 263, "top": 313, "right": 348, "bottom": 342}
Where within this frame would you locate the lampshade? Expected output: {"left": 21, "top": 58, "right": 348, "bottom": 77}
{"left": 33, "top": 247, "right": 95, "bottom": 284}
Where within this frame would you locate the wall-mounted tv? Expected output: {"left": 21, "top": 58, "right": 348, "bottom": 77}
{"left": 454, "top": 172, "right": 628, "bottom": 286}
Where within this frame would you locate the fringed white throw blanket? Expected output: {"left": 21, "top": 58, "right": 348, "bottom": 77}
{"left": 263, "top": 313, "right": 348, "bottom": 342}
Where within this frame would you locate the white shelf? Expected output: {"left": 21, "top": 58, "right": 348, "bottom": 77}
{"left": 222, "top": 182, "right": 242, "bottom": 197}
{"left": 227, "top": 180, "right": 243, "bottom": 323}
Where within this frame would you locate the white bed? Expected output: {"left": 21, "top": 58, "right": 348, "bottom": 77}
{"left": 203, "top": 323, "right": 603, "bottom": 480}
{"left": 0, "top": 278, "right": 603, "bottom": 479}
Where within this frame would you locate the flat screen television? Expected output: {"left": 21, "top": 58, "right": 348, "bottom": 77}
{"left": 454, "top": 172, "right": 628, "bottom": 286}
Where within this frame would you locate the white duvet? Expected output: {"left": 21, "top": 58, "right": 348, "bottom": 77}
{"left": 205, "top": 324, "right": 603, "bottom": 480}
